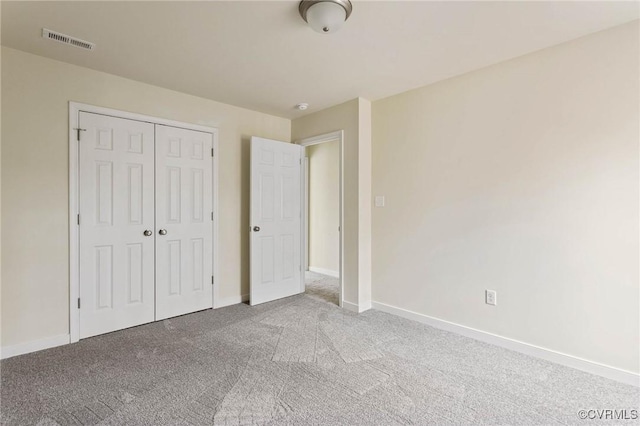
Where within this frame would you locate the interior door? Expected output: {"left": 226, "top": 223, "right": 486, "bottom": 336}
{"left": 250, "top": 137, "right": 303, "bottom": 305}
{"left": 155, "top": 125, "right": 214, "bottom": 320}
{"left": 78, "top": 112, "right": 155, "bottom": 338}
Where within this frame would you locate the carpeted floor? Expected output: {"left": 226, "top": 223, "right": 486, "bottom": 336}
{"left": 1, "top": 279, "right": 638, "bottom": 425}
{"left": 304, "top": 271, "right": 339, "bottom": 306}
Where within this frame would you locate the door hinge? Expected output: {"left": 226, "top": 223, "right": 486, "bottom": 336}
{"left": 74, "top": 128, "right": 86, "bottom": 141}
{"left": 77, "top": 298, "right": 81, "bottom": 309}
{"left": 77, "top": 214, "right": 80, "bottom": 225}
{"left": 211, "top": 148, "right": 214, "bottom": 157}
{"left": 211, "top": 212, "right": 214, "bottom": 221}
{"left": 211, "top": 276, "right": 214, "bottom": 285}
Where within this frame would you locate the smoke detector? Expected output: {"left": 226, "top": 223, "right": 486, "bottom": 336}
{"left": 42, "top": 28, "right": 95, "bottom": 51}
{"left": 296, "top": 103, "right": 309, "bottom": 111}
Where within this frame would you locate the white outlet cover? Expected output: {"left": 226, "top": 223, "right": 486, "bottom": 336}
{"left": 485, "top": 289, "right": 497, "bottom": 306}
{"left": 375, "top": 196, "right": 385, "bottom": 207}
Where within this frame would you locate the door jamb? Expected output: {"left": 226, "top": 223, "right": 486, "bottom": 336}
{"left": 303, "top": 157, "right": 309, "bottom": 272}
{"left": 69, "top": 102, "right": 219, "bottom": 343}
{"left": 296, "top": 130, "right": 344, "bottom": 308}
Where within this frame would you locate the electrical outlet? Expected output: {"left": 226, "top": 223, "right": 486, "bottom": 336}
{"left": 485, "top": 289, "right": 497, "bottom": 306}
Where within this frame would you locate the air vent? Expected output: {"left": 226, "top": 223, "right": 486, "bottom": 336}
{"left": 42, "top": 28, "right": 95, "bottom": 51}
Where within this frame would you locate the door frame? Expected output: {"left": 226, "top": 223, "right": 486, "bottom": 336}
{"left": 296, "top": 130, "right": 344, "bottom": 308}
{"left": 68, "top": 102, "right": 219, "bottom": 343}
{"left": 304, "top": 156, "right": 309, "bottom": 272}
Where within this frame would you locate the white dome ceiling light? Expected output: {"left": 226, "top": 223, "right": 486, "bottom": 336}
{"left": 299, "top": 0, "right": 353, "bottom": 34}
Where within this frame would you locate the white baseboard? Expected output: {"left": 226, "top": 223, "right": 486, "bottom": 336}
{"left": 308, "top": 267, "right": 339, "bottom": 278}
{"left": 2, "top": 297, "right": 253, "bottom": 359}
{"left": 0, "top": 334, "right": 70, "bottom": 360}
{"left": 342, "top": 300, "right": 371, "bottom": 314}
{"left": 342, "top": 300, "right": 360, "bottom": 313}
{"left": 371, "top": 301, "right": 639, "bottom": 387}
{"left": 214, "top": 293, "right": 250, "bottom": 309}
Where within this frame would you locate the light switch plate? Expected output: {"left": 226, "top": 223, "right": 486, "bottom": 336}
{"left": 375, "top": 196, "right": 385, "bottom": 207}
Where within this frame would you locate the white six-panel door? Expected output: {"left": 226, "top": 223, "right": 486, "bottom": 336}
{"left": 250, "top": 137, "right": 303, "bottom": 305}
{"left": 155, "top": 125, "right": 213, "bottom": 320}
{"left": 78, "top": 112, "right": 214, "bottom": 338}
{"left": 79, "top": 112, "right": 156, "bottom": 338}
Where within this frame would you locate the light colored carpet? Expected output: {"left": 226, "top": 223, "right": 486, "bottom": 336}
{"left": 1, "top": 284, "right": 638, "bottom": 425}
{"left": 304, "top": 271, "right": 339, "bottom": 306}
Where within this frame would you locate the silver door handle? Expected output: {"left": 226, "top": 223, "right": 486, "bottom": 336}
{"left": 253, "top": 226, "right": 260, "bottom": 232}
{"left": 143, "top": 230, "right": 153, "bottom": 236}
{"left": 159, "top": 229, "right": 167, "bottom": 235}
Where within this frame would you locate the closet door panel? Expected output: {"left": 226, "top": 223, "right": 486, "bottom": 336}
{"left": 155, "top": 125, "right": 213, "bottom": 320}
{"left": 78, "top": 112, "right": 155, "bottom": 338}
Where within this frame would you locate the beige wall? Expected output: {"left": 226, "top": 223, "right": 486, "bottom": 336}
{"left": 1, "top": 47, "right": 290, "bottom": 347}
{"left": 292, "top": 98, "right": 372, "bottom": 309}
{"left": 307, "top": 141, "right": 340, "bottom": 274}
{"left": 372, "top": 22, "right": 639, "bottom": 373}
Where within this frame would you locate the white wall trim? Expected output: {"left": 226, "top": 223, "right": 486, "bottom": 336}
{"left": 297, "top": 130, "right": 344, "bottom": 309}
{"left": 216, "top": 294, "right": 250, "bottom": 309}
{"left": 69, "top": 101, "right": 219, "bottom": 342}
{"left": 308, "top": 266, "right": 339, "bottom": 278}
{"left": 342, "top": 300, "right": 360, "bottom": 313}
{"left": 297, "top": 130, "right": 343, "bottom": 146}
{"left": 371, "top": 301, "right": 639, "bottom": 387}
{"left": 359, "top": 300, "right": 372, "bottom": 312}
{"left": 1, "top": 334, "right": 71, "bottom": 360}
{"left": 304, "top": 157, "right": 310, "bottom": 272}
{"left": 69, "top": 103, "right": 80, "bottom": 343}
{"left": 342, "top": 300, "right": 371, "bottom": 314}
{"left": 211, "top": 132, "right": 221, "bottom": 310}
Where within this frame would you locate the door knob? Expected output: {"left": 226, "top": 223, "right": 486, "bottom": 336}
{"left": 253, "top": 226, "right": 260, "bottom": 232}
{"left": 159, "top": 229, "right": 168, "bottom": 235}
{"left": 143, "top": 230, "right": 152, "bottom": 236}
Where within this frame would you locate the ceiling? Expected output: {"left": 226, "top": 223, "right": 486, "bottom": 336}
{"left": 2, "top": 1, "right": 638, "bottom": 119}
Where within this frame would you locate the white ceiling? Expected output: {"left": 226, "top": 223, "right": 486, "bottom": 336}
{"left": 2, "top": 1, "right": 638, "bottom": 119}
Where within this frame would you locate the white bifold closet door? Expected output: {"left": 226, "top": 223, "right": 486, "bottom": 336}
{"left": 78, "top": 112, "right": 213, "bottom": 339}
{"left": 79, "top": 112, "right": 156, "bottom": 338}
{"left": 155, "top": 125, "right": 213, "bottom": 320}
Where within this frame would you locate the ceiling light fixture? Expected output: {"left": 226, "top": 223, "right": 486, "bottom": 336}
{"left": 299, "top": 0, "right": 353, "bottom": 34}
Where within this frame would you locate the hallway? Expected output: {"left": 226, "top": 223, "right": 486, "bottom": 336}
{"left": 304, "top": 271, "right": 339, "bottom": 306}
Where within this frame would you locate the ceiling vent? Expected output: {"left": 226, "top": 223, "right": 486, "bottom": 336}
{"left": 42, "top": 28, "right": 95, "bottom": 51}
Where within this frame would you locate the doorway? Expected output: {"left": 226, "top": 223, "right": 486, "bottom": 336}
{"left": 298, "top": 131, "right": 344, "bottom": 307}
